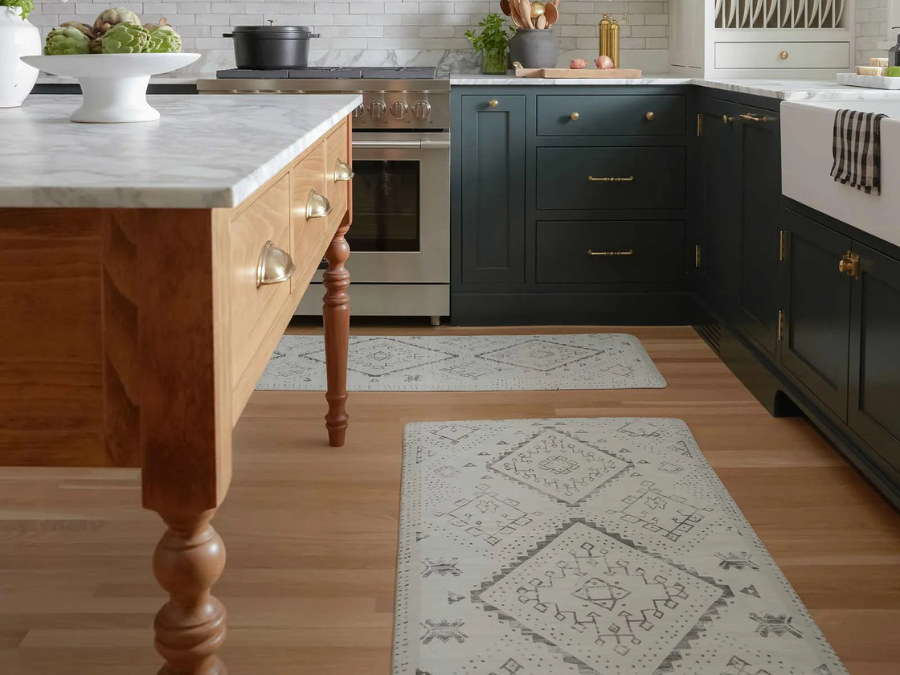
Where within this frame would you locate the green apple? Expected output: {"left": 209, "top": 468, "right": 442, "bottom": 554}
{"left": 883, "top": 66, "right": 900, "bottom": 77}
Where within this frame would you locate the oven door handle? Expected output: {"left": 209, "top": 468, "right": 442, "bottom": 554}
{"left": 352, "top": 140, "right": 423, "bottom": 149}
{"left": 351, "top": 138, "right": 451, "bottom": 150}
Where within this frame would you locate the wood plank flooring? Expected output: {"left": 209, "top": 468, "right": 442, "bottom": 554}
{"left": 1, "top": 325, "right": 898, "bottom": 674}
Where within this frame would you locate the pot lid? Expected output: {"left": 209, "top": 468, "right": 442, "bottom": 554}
{"left": 230, "top": 25, "right": 316, "bottom": 34}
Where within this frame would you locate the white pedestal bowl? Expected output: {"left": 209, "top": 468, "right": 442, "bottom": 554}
{"left": 20, "top": 53, "right": 200, "bottom": 123}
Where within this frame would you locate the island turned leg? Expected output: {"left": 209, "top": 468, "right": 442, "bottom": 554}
{"left": 323, "top": 215, "right": 351, "bottom": 447}
{"left": 153, "top": 508, "right": 227, "bottom": 675}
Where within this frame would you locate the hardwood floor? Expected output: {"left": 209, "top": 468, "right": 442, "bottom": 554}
{"left": 1, "top": 324, "right": 899, "bottom": 674}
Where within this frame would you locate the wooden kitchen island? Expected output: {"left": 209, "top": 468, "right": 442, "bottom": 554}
{"left": 0, "top": 94, "right": 361, "bottom": 674}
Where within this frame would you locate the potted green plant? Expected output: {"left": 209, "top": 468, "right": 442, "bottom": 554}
{"left": 465, "top": 13, "right": 510, "bottom": 75}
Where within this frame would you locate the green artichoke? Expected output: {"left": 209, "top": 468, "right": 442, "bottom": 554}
{"left": 1, "top": 0, "right": 35, "bottom": 20}
{"left": 59, "top": 21, "right": 96, "bottom": 39}
{"left": 145, "top": 22, "right": 181, "bottom": 53}
{"left": 44, "top": 26, "right": 92, "bottom": 55}
{"left": 101, "top": 22, "right": 150, "bottom": 53}
{"left": 93, "top": 7, "right": 142, "bottom": 37}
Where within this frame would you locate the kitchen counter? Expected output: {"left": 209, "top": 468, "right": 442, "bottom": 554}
{"left": 450, "top": 74, "right": 900, "bottom": 101}
{"left": 0, "top": 93, "right": 361, "bottom": 209}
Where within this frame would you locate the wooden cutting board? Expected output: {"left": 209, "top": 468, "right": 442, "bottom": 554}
{"left": 513, "top": 62, "right": 643, "bottom": 79}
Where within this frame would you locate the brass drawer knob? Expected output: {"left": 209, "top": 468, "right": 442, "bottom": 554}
{"left": 723, "top": 115, "right": 734, "bottom": 124}
{"left": 488, "top": 99, "right": 499, "bottom": 108}
{"left": 334, "top": 159, "right": 353, "bottom": 182}
{"left": 306, "top": 188, "right": 333, "bottom": 220}
{"left": 256, "top": 241, "right": 295, "bottom": 288}
{"left": 780, "top": 50, "right": 789, "bottom": 60}
{"left": 645, "top": 111, "right": 655, "bottom": 121}
{"left": 570, "top": 112, "right": 580, "bottom": 121}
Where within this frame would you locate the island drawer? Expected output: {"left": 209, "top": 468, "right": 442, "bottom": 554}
{"left": 290, "top": 139, "right": 331, "bottom": 289}
{"left": 535, "top": 220, "right": 685, "bottom": 284}
{"left": 535, "top": 147, "right": 686, "bottom": 211}
{"left": 324, "top": 118, "right": 351, "bottom": 228}
{"left": 536, "top": 95, "right": 686, "bottom": 136}
{"left": 228, "top": 173, "right": 292, "bottom": 381}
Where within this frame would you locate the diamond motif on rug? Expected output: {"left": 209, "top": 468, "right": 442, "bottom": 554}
{"left": 491, "top": 430, "right": 632, "bottom": 505}
{"left": 477, "top": 339, "right": 602, "bottom": 372}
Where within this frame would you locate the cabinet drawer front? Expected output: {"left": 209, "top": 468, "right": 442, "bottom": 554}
{"left": 290, "top": 140, "right": 331, "bottom": 289}
{"left": 537, "top": 95, "right": 686, "bottom": 136}
{"left": 229, "top": 173, "right": 292, "bottom": 381}
{"left": 536, "top": 147, "right": 686, "bottom": 210}
{"left": 715, "top": 41, "right": 850, "bottom": 70}
{"left": 324, "top": 118, "right": 351, "bottom": 230}
{"left": 536, "top": 220, "right": 685, "bottom": 283}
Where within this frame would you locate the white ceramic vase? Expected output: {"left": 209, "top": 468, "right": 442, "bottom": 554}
{"left": 0, "top": 6, "right": 41, "bottom": 108}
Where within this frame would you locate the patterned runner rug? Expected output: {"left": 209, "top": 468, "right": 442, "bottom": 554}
{"left": 257, "top": 334, "right": 666, "bottom": 391}
{"left": 394, "top": 418, "right": 846, "bottom": 675}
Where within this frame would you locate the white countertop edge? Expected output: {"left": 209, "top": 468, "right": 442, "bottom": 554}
{"left": 0, "top": 95, "right": 362, "bottom": 210}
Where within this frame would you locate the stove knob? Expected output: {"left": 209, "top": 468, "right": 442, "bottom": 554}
{"left": 368, "top": 100, "right": 387, "bottom": 119}
{"left": 412, "top": 100, "right": 432, "bottom": 119}
{"left": 390, "top": 100, "right": 409, "bottom": 119}
{"left": 352, "top": 103, "right": 365, "bottom": 119}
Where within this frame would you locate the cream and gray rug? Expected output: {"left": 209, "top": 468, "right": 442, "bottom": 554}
{"left": 257, "top": 334, "right": 666, "bottom": 391}
{"left": 394, "top": 418, "right": 847, "bottom": 675}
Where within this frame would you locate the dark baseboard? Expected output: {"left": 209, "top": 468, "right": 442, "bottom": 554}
{"left": 451, "top": 291, "right": 698, "bottom": 326}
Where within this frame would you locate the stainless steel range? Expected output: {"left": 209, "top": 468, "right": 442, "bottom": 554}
{"left": 198, "top": 67, "right": 450, "bottom": 323}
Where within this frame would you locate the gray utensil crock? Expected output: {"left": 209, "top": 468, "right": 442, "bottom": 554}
{"left": 508, "top": 29, "right": 559, "bottom": 69}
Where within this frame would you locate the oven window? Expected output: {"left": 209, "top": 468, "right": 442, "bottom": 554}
{"left": 349, "top": 160, "right": 420, "bottom": 252}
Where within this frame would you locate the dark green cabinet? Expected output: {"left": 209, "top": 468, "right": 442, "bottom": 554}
{"left": 849, "top": 243, "right": 900, "bottom": 474}
{"left": 780, "top": 207, "right": 852, "bottom": 420}
{"left": 735, "top": 106, "right": 781, "bottom": 356}
{"left": 695, "top": 99, "right": 741, "bottom": 317}
{"left": 459, "top": 94, "right": 526, "bottom": 285}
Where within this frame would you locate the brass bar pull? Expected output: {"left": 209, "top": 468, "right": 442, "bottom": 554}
{"left": 587, "top": 176, "right": 634, "bottom": 182}
{"left": 257, "top": 241, "right": 296, "bottom": 288}
{"left": 588, "top": 249, "right": 635, "bottom": 256}
{"left": 839, "top": 251, "right": 860, "bottom": 278}
{"left": 740, "top": 113, "right": 773, "bottom": 123}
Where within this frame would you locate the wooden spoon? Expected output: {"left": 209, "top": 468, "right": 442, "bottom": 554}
{"left": 512, "top": 0, "right": 530, "bottom": 29}
{"left": 543, "top": 1, "right": 558, "bottom": 25}
{"left": 536, "top": 14, "right": 547, "bottom": 28}
{"left": 521, "top": 0, "right": 534, "bottom": 27}
{"left": 500, "top": 0, "right": 511, "bottom": 17}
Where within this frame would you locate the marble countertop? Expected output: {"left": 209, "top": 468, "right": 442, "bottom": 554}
{"left": 449, "top": 74, "right": 900, "bottom": 101}
{"left": 0, "top": 94, "right": 361, "bottom": 209}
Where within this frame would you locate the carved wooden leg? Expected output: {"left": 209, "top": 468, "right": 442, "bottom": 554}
{"left": 152, "top": 508, "right": 227, "bottom": 675}
{"left": 323, "top": 217, "right": 351, "bottom": 447}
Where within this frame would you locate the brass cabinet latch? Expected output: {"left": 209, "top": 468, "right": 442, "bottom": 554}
{"left": 839, "top": 251, "right": 860, "bottom": 278}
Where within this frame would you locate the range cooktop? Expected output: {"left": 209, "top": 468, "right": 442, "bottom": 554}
{"left": 216, "top": 67, "right": 438, "bottom": 80}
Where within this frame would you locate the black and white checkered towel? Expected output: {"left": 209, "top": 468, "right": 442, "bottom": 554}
{"left": 830, "top": 109, "right": 888, "bottom": 195}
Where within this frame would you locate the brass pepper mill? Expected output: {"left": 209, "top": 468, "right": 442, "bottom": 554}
{"left": 610, "top": 18, "right": 620, "bottom": 68}
{"left": 599, "top": 14, "right": 611, "bottom": 59}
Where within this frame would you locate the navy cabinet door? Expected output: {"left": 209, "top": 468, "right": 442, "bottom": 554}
{"left": 849, "top": 243, "right": 900, "bottom": 474}
{"left": 780, "top": 208, "right": 852, "bottom": 420}
{"left": 734, "top": 106, "right": 781, "bottom": 356}
{"left": 459, "top": 95, "right": 526, "bottom": 284}
{"left": 696, "top": 100, "right": 741, "bottom": 317}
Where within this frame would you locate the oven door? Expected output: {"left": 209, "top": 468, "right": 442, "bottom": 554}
{"left": 316, "top": 131, "right": 450, "bottom": 284}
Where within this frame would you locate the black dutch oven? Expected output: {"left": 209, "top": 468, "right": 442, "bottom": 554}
{"left": 223, "top": 25, "right": 320, "bottom": 70}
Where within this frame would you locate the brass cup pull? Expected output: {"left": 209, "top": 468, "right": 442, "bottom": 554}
{"left": 587, "top": 175, "right": 634, "bottom": 182}
{"left": 839, "top": 251, "right": 860, "bottom": 278}
{"left": 257, "top": 241, "right": 295, "bottom": 288}
{"left": 306, "top": 188, "right": 333, "bottom": 220}
{"left": 780, "top": 50, "right": 789, "bottom": 60}
{"left": 488, "top": 99, "right": 499, "bottom": 108}
{"left": 740, "top": 113, "right": 772, "bottom": 123}
{"left": 570, "top": 112, "right": 580, "bottom": 121}
{"left": 334, "top": 159, "right": 354, "bottom": 182}
{"left": 645, "top": 111, "right": 655, "bottom": 121}
{"left": 589, "top": 249, "right": 635, "bottom": 256}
